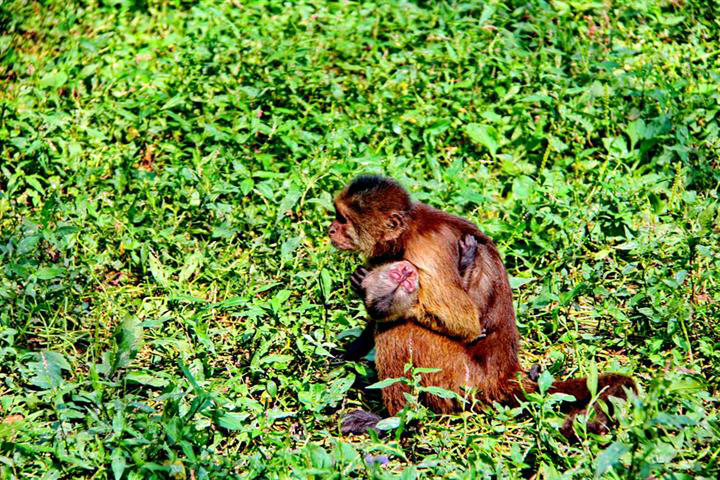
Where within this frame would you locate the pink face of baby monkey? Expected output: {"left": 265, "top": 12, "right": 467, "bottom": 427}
{"left": 386, "top": 261, "right": 418, "bottom": 294}
{"left": 359, "top": 260, "right": 420, "bottom": 322}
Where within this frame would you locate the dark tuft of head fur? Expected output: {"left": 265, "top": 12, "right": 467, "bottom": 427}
{"left": 346, "top": 175, "right": 396, "bottom": 197}
{"left": 344, "top": 175, "right": 411, "bottom": 213}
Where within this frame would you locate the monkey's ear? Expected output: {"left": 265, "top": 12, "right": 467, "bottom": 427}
{"left": 386, "top": 212, "right": 405, "bottom": 231}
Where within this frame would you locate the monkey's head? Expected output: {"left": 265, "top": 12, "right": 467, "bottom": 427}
{"left": 329, "top": 175, "right": 412, "bottom": 256}
{"left": 363, "top": 260, "right": 419, "bottom": 320}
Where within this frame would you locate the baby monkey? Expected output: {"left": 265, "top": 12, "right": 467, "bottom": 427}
{"left": 352, "top": 260, "right": 420, "bottom": 322}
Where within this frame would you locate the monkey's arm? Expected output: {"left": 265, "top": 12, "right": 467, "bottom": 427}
{"left": 341, "top": 267, "right": 377, "bottom": 360}
{"left": 406, "top": 231, "right": 485, "bottom": 342}
{"left": 343, "top": 321, "right": 376, "bottom": 361}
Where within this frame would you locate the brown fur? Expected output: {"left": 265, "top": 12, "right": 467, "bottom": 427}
{"left": 331, "top": 175, "right": 635, "bottom": 439}
{"left": 374, "top": 322, "right": 533, "bottom": 414}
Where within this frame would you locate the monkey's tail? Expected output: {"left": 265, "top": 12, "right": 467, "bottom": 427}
{"left": 508, "top": 372, "right": 635, "bottom": 441}
{"left": 553, "top": 373, "right": 635, "bottom": 440}
{"left": 549, "top": 373, "right": 634, "bottom": 409}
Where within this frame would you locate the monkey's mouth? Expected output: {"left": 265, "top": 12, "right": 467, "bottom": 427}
{"left": 330, "top": 238, "right": 356, "bottom": 251}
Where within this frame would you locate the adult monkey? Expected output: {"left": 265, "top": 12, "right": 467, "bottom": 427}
{"left": 329, "top": 175, "right": 635, "bottom": 439}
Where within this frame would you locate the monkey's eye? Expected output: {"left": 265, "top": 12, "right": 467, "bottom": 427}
{"left": 335, "top": 211, "right": 347, "bottom": 224}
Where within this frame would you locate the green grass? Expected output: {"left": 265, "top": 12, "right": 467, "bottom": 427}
{"left": 1, "top": 0, "right": 719, "bottom": 478}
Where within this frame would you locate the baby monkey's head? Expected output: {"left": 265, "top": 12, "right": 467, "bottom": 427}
{"left": 362, "top": 260, "right": 418, "bottom": 321}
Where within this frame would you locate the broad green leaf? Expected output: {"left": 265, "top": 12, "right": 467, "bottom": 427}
{"left": 109, "top": 317, "right": 143, "bottom": 373}
{"left": 111, "top": 448, "right": 126, "bottom": 480}
{"left": 39, "top": 70, "right": 68, "bottom": 88}
{"left": 25, "top": 176, "right": 45, "bottom": 194}
{"left": 161, "top": 95, "right": 186, "bottom": 110}
{"left": 587, "top": 358, "right": 598, "bottom": 397}
{"left": 659, "top": 15, "right": 685, "bottom": 25}
{"left": 319, "top": 268, "right": 332, "bottom": 302}
{"left": 549, "top": 392, "right": 576, "bottom": 403}
{"left": 626, "top": 119, "right": 646, "bottom": 148}
{"left": 375, "top": 417, "right": 401, "bottom": 430}
{"left": 465, "top": 123, "right": 500, "bottom": 156}
{"left": 178, "top": 252, "right": 202, "bottom": 283}
{"left": 277, "top": 186, "right": 301, "bottom": 221}
{"left": 281, "top": 236, "right": 302, "bottom": 264}
{"left": 328, "top": 375, "right": 355, "bottom": 398}
{"left": 548, "top": 135, "right": 568, "bottom": 152}
{"left": 216, "top": 412, "right": 250, "bottom": 430}
{"left": 28, "top": 351, "right": 71, "bottom": 389}
{"left": 594, "top": 442, "right": 630, "bottom": 477}
{"left": 367, "top": 377, "right": 406, "bottom": 389}
{"left": 509, "top": 276, "right": 535, "bottom": 289}
{"left": 259, "top": 354, "right": 294, "bottom": 366}
{"left": 421, "top": 386, "right": 462, "bottom": 400}
{"left": 412, "top": 367, "right": 441, "bottom": 374}
{"left": 650, "top": 413, "right": 696, "bottom": 427}
{"left": 270, "top": 289, "right": 292, "bottom": 314}
{"left": 240, "top": 178, "right": 254, "bottom": 195}
{"left": 538, "top": 370, "right": 554, "bottom": 395}
{"left": 478, "top": 4, "right": 495, "bottom": 23}
{"left": 36, "top": 267, "right": 65, "bottom": 280}
{"left": 667, "top": 376, "right": 703, "bottom": 393}
{"left": 125, "top": 371, "right": 168, "bottom": 388}
{"left": 17, "top": 235, "right": 41, "bottom": 254}
{"left": 148, "top": 252, "right": 168, "bottom": 287}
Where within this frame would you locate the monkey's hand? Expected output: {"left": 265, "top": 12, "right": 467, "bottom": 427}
{"left": 350, "top": 266, "right": 369, "bottom": 296}
{"left": 458, "top": 234, "right": 478, "bottom": 281}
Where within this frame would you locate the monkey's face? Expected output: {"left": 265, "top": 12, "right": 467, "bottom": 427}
{"left": 362, "top": 260, "right": 419, "bottom": 320}
{"left": 328, "top": 207, "right": 360, "bottom": 251}
{"left": 384, "top": 261, "right": 418, "bottom": 294}
{"left": 330, "top": 181, "right": 409, "bottom": 256}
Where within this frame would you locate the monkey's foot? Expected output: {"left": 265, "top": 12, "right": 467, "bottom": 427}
{"left": 341, "top": 409, "right": 382, "bottom": 435}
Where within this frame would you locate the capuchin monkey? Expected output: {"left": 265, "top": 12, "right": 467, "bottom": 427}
{"left": 331, "top": 175, "right": 636, "bottom": 441}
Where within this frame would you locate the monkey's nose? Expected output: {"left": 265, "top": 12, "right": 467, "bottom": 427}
{"left": 328, "top": 225, "right": 337, "bottom": 235}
